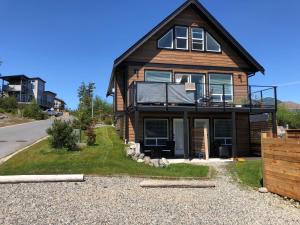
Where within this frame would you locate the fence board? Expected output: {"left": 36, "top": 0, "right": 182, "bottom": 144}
{"left": 262, "top": 133, "right": 300, "bottom": 201}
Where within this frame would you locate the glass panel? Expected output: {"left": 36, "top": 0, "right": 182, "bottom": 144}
{"left": 158, "top": 29, "right": 173, "bottom": 49}
{"left": 145, "top": 139, "right": 156, "bottom": 146}
{"left": 145, "top": 119, "right": 168, "bottom": 138}
{"left": 209, "top": 74, "right": 233, "bottom": 101}
{"left": 214, "top": 119, "right": 232, "bottom": 138}
{"left": 145, "top": 71, "right": 171, "bottom": 82}
{"left": 206, "top": 32, "right": 221, "bottom": 52}
{"left": 157, "top": 139, "right": 168, "bottom": 146}
{"left": 176, "top": 39, "right": 187, "bottom": 49}
{"left": 175, "top": 74, "right": 189, "bottom": 84}
{"left": 192, "top": 42, "right": 203, "bottom": 51}
{"left": 191, "top": 75, "right": 205, "bottom": 98}
{"left": 192, "top": 28, "right": 204, "bottom": 39}
{"left": 175, "top": 27, "right": 188, "bottom": 38}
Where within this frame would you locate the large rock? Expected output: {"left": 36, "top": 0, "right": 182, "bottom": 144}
{"left": 138, "top": 153, "right": 145, "bottom": 159}
{"left": 134, "top": 152, "right": 140, "bottom": 158}
{"left": 161, "top": 158, "right": 169, "bottom": 166}
{"left": 137, "top": 159, "right": 145, "bottom": 163}
{"left": 144, "top": 156, "right": 151, "bottom": 165}
{"left": 126, "top": 149, "right": 135, "bottom": 157}
{"left": 151, "top": 159, "right": 160, "bottom": 168}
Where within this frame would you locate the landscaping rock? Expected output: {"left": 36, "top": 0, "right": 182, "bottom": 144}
{"left": 76, "top": 143, "right": 87, "bottom": 149}
{"left": 137, "top": 159, "right": 144, "bottom": 163}
{"left": 126, "top": 149, "right": 135, "bottom": 157}
{"left": 259, "top": 187, "right": 269, "bottom": 193}
{"left": 134, "top": 152, "right": 140, "bottom": 158}
{"left": 161, "top": 158, "right": 169, "bottom": 166}
{"left": 151, "top": 159, "right": 160, "bottom": 168}
{"left": 144, "top": 156, "right": 151, "bottom": 165}
{"left": 138, "top": 153, "right": 145, "bottom": 159}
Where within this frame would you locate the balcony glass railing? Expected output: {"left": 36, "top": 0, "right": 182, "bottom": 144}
{"left": 127, "top": 81, "right": 277, "bottom": 110}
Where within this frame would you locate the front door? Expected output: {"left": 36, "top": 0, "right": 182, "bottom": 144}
{"left": 194, "top": 119, "right": 210, "bottom": 159}
{"left": 173, "top": 119, "right": 184, "bottom": 156}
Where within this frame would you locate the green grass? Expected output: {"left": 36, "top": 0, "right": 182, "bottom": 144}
{"left": 228, "top": 160, "right": 263, "bottom": 188}
{"left": 0, "top": 127, "right": 209, "bottom": 178}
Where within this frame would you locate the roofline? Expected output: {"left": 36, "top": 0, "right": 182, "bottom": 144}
{"left": 54, "top": 97, "right": 65, "bottom": 103}
{"left": 107, "top": 0, "right": 265, "bottom": 95}
{"left": 44, "top": 91, "right": 57, "bottom": 95}
{"left": 0, "top": 74, "right": 30, "bottom": 81}
{"left": 30, "top": 77, "right": 46, "bottom": 83}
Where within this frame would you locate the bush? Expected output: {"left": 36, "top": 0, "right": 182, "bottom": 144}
{"left": 0, "top": 96, "right": 18, "bottom": 113}
{"left": 85, "top": 127, "right": 96, "bottom": 146}
{"left": 47, "top": 119, "right": 78, "bottom": 150}
{"left": 72, "top": 110, "right": 92, "bottom": 130}
{"left": 22, "top": 101, "right": 47, "bottom": 120}
{"left": 103, "top": 117, "right": 112, "bottom": 125}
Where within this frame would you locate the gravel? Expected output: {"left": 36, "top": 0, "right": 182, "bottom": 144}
{"left": 0, "top": 164, "right": 299, "bottom": 225}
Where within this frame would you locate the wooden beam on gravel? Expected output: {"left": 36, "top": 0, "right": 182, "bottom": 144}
{"left": 140, "top": 180, "right": 216, "bottom": 188}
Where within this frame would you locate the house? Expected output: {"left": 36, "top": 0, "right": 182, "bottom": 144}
{"left": 0, "top": 75, "right": 33, "bottom": 103}
{"left": 106, "top": 0, "right": 277, "bottom": 159}
{"left": 53, "top": 97, "right": 65, "bottom": 111}
{"left": 0, "top": 74, "right": 58, "bottom": 110}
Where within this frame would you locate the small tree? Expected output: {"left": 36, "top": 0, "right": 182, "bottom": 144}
{"left": 85, "top": 126, "right": 96, "bottom": 146}
{"left": 47, "top": 119, "right": 78, "bottom": 150}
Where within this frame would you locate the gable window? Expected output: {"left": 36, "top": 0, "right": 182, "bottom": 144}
{"left": 206, "top": 32, "right": 221, "bottom": 52}
{"left": 158, "top": 29, "right": 173, "bottom": 49}
{"left": 175, "top": 26, "right": 188, "bottom": 50}
{"left": 191, "top": 28, "right": 204, "bottom": 51}
{"left": 214, "top": 119, "right": 232, "bottom": 146}
{"left": 144, "top": 119, "right": 168, "bottom": 146}
{"left": 145, "top": 71, "right": 172, "bottom": 82}
{"left": 209, "top": 74, "right": 233, "bottom": 102}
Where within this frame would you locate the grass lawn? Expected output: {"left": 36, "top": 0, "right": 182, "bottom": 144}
{"left": 0, "top": 126, "right": 210, "bottom": 178}
{"left": 228, "top": 160, "right": 263, "bottom": 188}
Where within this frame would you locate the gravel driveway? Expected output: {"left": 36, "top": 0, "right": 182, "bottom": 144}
{"left": 0, "top": 165, "right": 299, "bottom": 225}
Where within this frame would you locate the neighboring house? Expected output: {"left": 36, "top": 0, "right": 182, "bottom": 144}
{"left": 42, "top": 91, "right": 57, "bottom": 109}
{"left": 53, "top": 97, "right": 65, "bottom": 111}
{"left": 0, "top": 74, "right": 58, "bottom": 109}
{"left": 0, "top": 75, "right": 33, "bottom": 103}
{"left": 107, "top": 0, "right": 277, "bottom": 159}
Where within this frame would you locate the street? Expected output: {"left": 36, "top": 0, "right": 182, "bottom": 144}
{"left": 0, "top": 119, "right": 53, "bottom": 159}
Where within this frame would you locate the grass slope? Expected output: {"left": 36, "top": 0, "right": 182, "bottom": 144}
{"left": 0, "top": 126, "right": 209, "bottom": 178}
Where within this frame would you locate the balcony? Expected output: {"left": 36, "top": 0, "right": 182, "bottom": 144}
{"left": 127, "top": 82, "right": 277, "bottom": 113}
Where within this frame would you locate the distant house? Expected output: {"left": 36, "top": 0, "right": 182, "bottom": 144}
{"left": 0, "top": 74, "right": 59, "bottom": 109}
{"left": 53, "top": 97, "right": 65, "bottom": 111}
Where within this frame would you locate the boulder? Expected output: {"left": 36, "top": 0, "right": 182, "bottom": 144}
{"left": 151, "top": 159, "right": 160, "bottom": 168}
{"left": 138, "top": 153, "right": 145, "bottom": 159}
{"left": 159, "top": 159, "right": 166, "bottom": 168}
{"left": 126, "top": 149, "right": 135, "bottom": 157}
{"left": 161, "top": 158, "right": 169, "bottom": 166}
{"left": 137, "top": 159, "right": 145, "bottom": 163}
{"left": 258, "top": 187, "right": 269, "bottom": 193}
{"left": 144, "top": 156, "right": 151, "bottom": 165}
{"left": 134, "top": 152, "right": 140, "bottom": 158}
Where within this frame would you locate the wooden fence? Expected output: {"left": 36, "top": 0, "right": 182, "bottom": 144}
{"left": 261, "top": 133, "right": 300, "bottom": 201}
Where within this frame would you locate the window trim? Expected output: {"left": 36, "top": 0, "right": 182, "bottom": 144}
{"left": 206, "top": 32, "right": 221, "bottom": 53}
{"left": 214, "top": 119, "right": 232, "bottom": 146}
{"left": 144, "top": 70, "right": 172, "bottom": 82}
{"left": 157, "top": 29, "right": 174, "bottom": 49}
{"left": 191, "top": 27, "right": 204, "bottom": 51}
{"left": 209, "top": 73, "right": 233, "bottom": 102}
{"left": 144, "top": 119, "right": 169, "bottom": 146}
{"left": 175, "top": 26, "right": 189, "bottom": 50}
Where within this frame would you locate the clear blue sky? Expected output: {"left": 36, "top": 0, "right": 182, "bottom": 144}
{"left": 1, "top": 0, "right": 300, "bottom": 109}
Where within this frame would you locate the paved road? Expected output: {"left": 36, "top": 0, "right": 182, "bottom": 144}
{"left": 0, "top": 119, "right": 53, "bottom": 159}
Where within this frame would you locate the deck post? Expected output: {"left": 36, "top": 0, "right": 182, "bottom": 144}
{"left": 184, "top": 111, "right": 189, "bottom": 160}
{"left": 134, "top": 110, "right": 140, "bottom": 153}
{"left": 271, "top": 112, "right": 277, "bottom": 137}
{"left": 232, "top": 112, "right": 237, "bottom": 158}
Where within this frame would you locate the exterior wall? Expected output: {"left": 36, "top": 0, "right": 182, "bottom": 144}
{"left": 115, "top": 68, "right": 125, "bottom": 112}
{"left": 126, "top": 6, "right": 251, "bottom": 70}
{"left": 127, "top": 111, "right": 250, "bottom": 157}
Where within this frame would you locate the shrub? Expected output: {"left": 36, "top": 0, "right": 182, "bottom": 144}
{"left": 0, "top": 96, "right": 18, "bottom": 113}
{"left": 103, "top": 117, "right": 112, "bottom": 125}
{"left": 85, "top": 127, "right": 96, "bottom": 146}
{"left": 22, "top": 101, "right": 47, "bottom": 120}
{"left": 72, "top": 110, "right": 92, "bottom": 130}
{"left": 47, "top": 119, "right": 78, "bottom": 150}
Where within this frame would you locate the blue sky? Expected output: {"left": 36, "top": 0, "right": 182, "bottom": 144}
{"left": 1, "top": 0, "right": 300, "bottom": 109}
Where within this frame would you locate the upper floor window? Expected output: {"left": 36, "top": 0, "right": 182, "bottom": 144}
{"left": 145, "top": 71, "right": 172, "bottom": 82}
{"left": 206, "top": 32, "right": 221, "bottom": 52}
{"left": 175, "top": 73, "right": 205, "bottom": 98}
{"left": 191, "top": 28, "right": 204, "bottom": 51}
{"left": 209, "top": 73, "right": 233, "bottom": 102}
{"left": 175, "top": 26, "right": 188, "bottom": 50}
{"left": 158, "top": 29, "right": 173, "bottom": 49}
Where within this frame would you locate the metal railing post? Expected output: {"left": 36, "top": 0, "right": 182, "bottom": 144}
{"left": 222, "top": 84, "right": 226, "bottom": 111}
{"left": 274, "top": 86, "right": 278, "bottom": 111}
{"left": 249, "top": 86, "right": 252, "bottom": 112}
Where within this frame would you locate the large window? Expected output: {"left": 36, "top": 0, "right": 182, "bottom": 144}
{"left": 175, "top": 26, "right": 188, "bottom": 50}
{"left": 206, "top": 32, "right": 221, "bottom": 52}
{"left": 214, "top": 119, "right": 232, "bottom": 146}
{"left": 209, "top": 74, "right": 233, "bottom": 102}
{"left": 145, "top": 71, "right": 172, "bottom": 82}
{"left": 158, "top": 29, "right": 173, "bottom": 49}
{"left": 191, "top": 28, "right": 204, "bottom": 51}
{"left": 175, "top": 73, "right": 205, "bottom": 98}
{"left": 144, "top": 119, "right": 168, "bottom": 146}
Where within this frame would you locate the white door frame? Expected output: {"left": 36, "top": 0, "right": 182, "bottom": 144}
{"left": 194, "top": 119, "right": 210, "bottom": 160}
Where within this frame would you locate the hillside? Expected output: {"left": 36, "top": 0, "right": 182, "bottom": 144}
{"left": 280, "top": 101, "right": 300, "bottom": 110}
